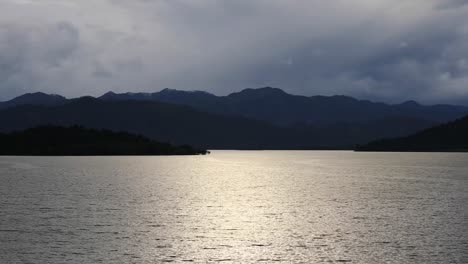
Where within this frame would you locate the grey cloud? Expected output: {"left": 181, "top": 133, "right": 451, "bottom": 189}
{"left": 0, "top": 0, "right": 467, "bottom": 104}
{"left": 436, "top": 0, "right": 468, "bottom": 10}
{"left": 0, "top": 21, "right": 80, "bottom": 97}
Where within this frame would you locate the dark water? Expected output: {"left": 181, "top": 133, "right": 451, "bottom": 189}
{"left": 0, "top": 151, "right": 467, "bottom": 263}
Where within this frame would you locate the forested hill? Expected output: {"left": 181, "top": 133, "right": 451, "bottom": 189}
{"left": 356, "top": 115, "right": 468, "bottom": 152}
{"left": 0, "top": 126, "right": 209, "bottom": 156}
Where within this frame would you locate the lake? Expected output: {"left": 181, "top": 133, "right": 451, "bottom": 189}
{"left": 0, "top": 151, "right": 467, "bottom": 263}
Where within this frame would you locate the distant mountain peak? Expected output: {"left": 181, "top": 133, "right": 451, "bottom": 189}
{"left": 310, "top": 94, "right": 358, "bottom": 103}
{"left": 18, "top": 92, "right": 47, "bottom": 97}
{"left": 13, "top": 92, "right": 64, "bottom": 100}
{"left": 399, "top": 100, "right": 420, "bottom": 107}
{"left": 160, "top": 88, "right": 177, "bottom": 93}
{"left": 159, "top": 88, "right": 213, "bottom": 95}
{"left": 5, "top": 92, "right": 66, "bottom": 107}
{"left": 245, "top": 87, "right": 287, "bottom": 94}
{"left": 100, "top": 91, "right": 116, "bottom": 96}
{"left": 229, "top": 87, "right": 288, "bottom": 98}
{"left": 99, "top": 91, "right": 125, "bottom": 101}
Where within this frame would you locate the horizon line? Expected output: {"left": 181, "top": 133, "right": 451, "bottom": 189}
{"left": 2, "top": 87, "right": 467, "bottom": 107}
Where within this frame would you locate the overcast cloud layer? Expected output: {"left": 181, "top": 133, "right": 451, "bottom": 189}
{"left": 0, "top": 0, "right": 467, "bottom": 104}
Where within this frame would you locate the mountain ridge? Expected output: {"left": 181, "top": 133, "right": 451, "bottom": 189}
{"left": 0, "top": 92, "right": 67, "bottom": 109}
{"left": 94, "top": 87, "right": 468, "bottom": 126}
{"left": 6, "top": 87, "right": 464, "bottom": 126}
{"left": 1, "top": 87, "right": 467, "bottom": 149}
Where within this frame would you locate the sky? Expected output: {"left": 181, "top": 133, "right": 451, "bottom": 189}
{"left": 0, "top": 0, "right": 467, "bottom": 104}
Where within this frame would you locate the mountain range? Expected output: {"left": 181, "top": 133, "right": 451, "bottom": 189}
{"left": 1, "top": 88, "right": 467, "bottom": 149}
{"left": 99, "top": 87, "right": 467, "bottom": 126}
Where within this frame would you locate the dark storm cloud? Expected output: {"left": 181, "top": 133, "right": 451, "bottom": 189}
{"left": 0, "top": 0, "right": 467, "bottom": 104}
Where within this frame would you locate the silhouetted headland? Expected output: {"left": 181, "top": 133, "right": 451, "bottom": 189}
{"left": 0, "top": 126, "right": 209, "bottom": 156}
{"left": 356, "top": 115, "right": 468, "bottom": 152}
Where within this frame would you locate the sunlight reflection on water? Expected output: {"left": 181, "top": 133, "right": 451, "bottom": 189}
{"left": 0, "top": 151, "right": 467, "bottom": 263}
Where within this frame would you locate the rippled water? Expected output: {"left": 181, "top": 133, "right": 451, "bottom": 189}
{"left": 0, "top": 151, "right": 467, "bottom": 263}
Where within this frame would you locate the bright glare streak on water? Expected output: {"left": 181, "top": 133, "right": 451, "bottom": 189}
{"left": 0, "top": 151, "right": 467, "bottom": 263}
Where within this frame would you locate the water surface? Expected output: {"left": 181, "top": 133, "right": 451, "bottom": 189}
{"left": 0, "top": 151, "right": 467, "bottom": 263}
